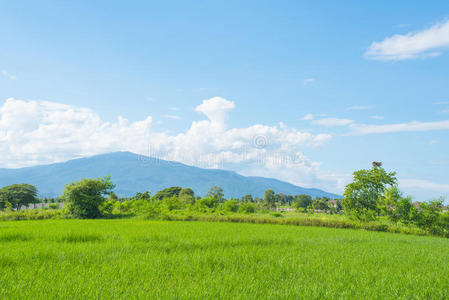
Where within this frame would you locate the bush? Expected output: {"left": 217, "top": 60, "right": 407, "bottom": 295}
{"left": 239, "top": 202, "right": 257, "bottom": 214}
{"left": 62, "top": 176, "right": 115, "bottom": 219}
{"left": 48, "top": 203, "right": 59, "bottom": 210}
{"left": 223, "top": 199, "right": 239, "bottom": 212}
{"left": 271, "top": 212, "right": 283, "bottom": 218}
{"left": 196, "top": 196, "right": 218, "bottom": 209}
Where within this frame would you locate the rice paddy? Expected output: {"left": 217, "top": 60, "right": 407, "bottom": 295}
{"left": 1, "top": 219, "right": 449, "bottom": 299}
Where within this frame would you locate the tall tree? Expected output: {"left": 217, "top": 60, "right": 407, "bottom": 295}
{"left": 264, "top": 189, "right": 276, "bottom": 209}
{"left": 0, "top": 184, "right": 38, "bottom": 210}
{"left": 241, "top": 194, "right": 254, "bottom": 203}
{"left": 343, "top": 163, "right": 397, "bottom": 220}
{"left": 206, "top": 185, "right": 225, "bottom": 203}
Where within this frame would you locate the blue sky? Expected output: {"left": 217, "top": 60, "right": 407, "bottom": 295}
{"left": 1, "top": 1, "right": 449, "bottom": 200}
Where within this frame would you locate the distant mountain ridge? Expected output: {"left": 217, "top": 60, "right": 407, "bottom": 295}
{"left": 0, "top": 152, "right": 341, "bottom": 199}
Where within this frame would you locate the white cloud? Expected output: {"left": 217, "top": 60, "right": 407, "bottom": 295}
{"left": 441, "top": 109, "right": 449, "bottom": 114}
{"left": 350, "top": 119, "right": 449, "bottom": 135}
{"left": 400, "top": 179, "right": 449, "bottom": 194}
{"left": 163, "top": 114, "right": 181, "bottom": 120}
{"left": 346, "top": 105, "right": 374, "bottom": 111}
{"left": 195, "top": 96, "right": 235, "bottom": 127}
{"left": 1, "top": 70, "right": 17, "bottom": 80}
{"left": 370, "top": 115, "right": 385, "bottom": 120}
{"left": 313, "top": 118, "right": 354, "bottom": 127}
{"left": 300, "top": 113, "right": 314, "bottom": 121}
{"left": 365, "top": 18, "right": 449, "bottom": 61}
{"left": 0, "top": 97, "right": 339, "bottom": 192}
{"left": 303, "top": 78, "right": 315, "bottom": 85}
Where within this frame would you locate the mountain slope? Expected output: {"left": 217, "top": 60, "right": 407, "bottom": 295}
{"left": 0, "top": 152, "right": 340, "bottom": 198}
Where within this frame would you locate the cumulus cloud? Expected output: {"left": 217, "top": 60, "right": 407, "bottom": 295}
{"left": 0, "top": 98, "right": 153, "bottom": 167}
{"left": 195, "top": 97, "right": 235, "bottom": 126}
{"left": 365, "top": 19, "right": 449, "bottom": 61}
{"left": 313, "top": 118, "right": 354, "bottom": 127}
{"left": 0, "top": 97, "right": 338, "bottom": 192}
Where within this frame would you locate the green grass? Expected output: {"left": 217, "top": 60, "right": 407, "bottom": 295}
{"left": 1, "top": 219, "right": 449, "bottom": 299}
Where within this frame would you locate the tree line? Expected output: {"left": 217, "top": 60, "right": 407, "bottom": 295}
{"left": 1, "top": 163, "right": 448, "bottom": 236}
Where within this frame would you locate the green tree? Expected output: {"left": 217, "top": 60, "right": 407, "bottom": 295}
{"left": 152, "top": 187, "right": 182, "bottom": 202}
{"left": 343, "top": 164, "right": 397, "bottom": 220}
{"left": 134, "top": 191, "right": 151, "bottom": 201}
{"left": 414, "top": 198, "right": 444, "bottom": 232}
{"left": 293, "top": 194, "right": 312, "bottom": 211}
{"left": 164, "top": 195, "right": 182, "bottom": 211}
{"left": 264, "top": 189, "right": 276, "bottom": 209}
{"left": 196, "top": 196, "right": 218, "bottom": 209}
{"left": 239, "top": 202, "right": 257, "bottom": 213}
{"left": 378, "top": 186, "right": 402, "bottom": 219}
{"left": 241, "top": 194, "right": 254, "bottom": 203}
{"left": 179, "top": 188, "right": 195, "bottom": 205}
{"left": 223, "top": 199, "right": 239, "bottom": 212}
{"left": 312, "top": 198, "right": 330, "bottom": 211}
{"left": 108, "top": 191, "right": 119, "bottom": 201}
{"left": 0, "top": 184, "right": 38, "bottom": 210}
{"left": 62, "top": 176, "right": 115, "bottom": 219}
{"left": 206, "top": 185, "right": 225, "bottom": 203}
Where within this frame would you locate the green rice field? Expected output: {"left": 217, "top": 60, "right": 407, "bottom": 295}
{"left": 1, "top": 219, "right": 449, "bottom": 299}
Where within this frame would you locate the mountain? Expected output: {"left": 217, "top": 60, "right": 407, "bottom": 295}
{"left": 0, "top": 152, "right": 340, "bottom": 199}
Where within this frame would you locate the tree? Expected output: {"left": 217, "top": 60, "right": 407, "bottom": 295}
{"left": 179, "top": 188, "right": 194, "bottom": 198}
{"left": 108, "top": 191, "right": 119, "bottom": 202}
{"left": 62, "top": 176, "right": 115, "bottom": 218}
{"left": 241, "top": 194, "right": 254, "bottom": 203}
{"left": 223, "top": 199, "right": 239, "bottom": 212}
{"left": 343, "top": 164, "right": 397, "bottom": 220}
{"left": 378, "top": 186, "right": 402, "bottom": 219}
{"left": 197, "top": 196, "right": 218, "bottom": 209}
{"left": 206, "top": 185, "right": 225, "bottom": 203}
{"left": 134, "top": 191, "right": 151, "bottom": 201}
{"left": 164, "top": 195, "right": 182, "bottom": 211}
{"left": 293, "top": 194, "right": 312, "bottom": 211}
{"left": 264, "top": 189, "right": 276, "bottom": 209}
{"left": 179, "top": 188, "right": 195, "bottom": 205}
{"left": 152, "top": 187, "right": 182, "bottom": 201}
{"left": 239, "top": 202, "right": 257, "bottom": 213}
{"left": 0, "top": 184, "right": 38, "bottom": 210}
{"left": 312, "top": 198, "right": 330, "bottom": 211}
{"left": 414, "top": 198, "right": 444, "bottom": 232}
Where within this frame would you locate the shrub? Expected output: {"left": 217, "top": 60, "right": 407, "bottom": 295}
{"left": 239, "top": 202, "right": 256, "bottom": 214}
{"left": 62, "top": 176, "right": 115, "bottom": 219}
{"left": 48, "top": 203, "right": 59, "bottom": 210}
{"left": 196, "top": 196, "right": 218, "bottom": 209}
{"left": 223, "top": 199, "right": 239, "bottom": 212}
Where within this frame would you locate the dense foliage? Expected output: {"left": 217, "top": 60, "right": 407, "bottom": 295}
{"left": 62, "top": 176, "right": 115, "bottom": 218}
{"left": 1, "top": 163, "right": 448, "bottom": 237}
{"left": 0, "top": 184, "right": 38, "bottom": 210}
